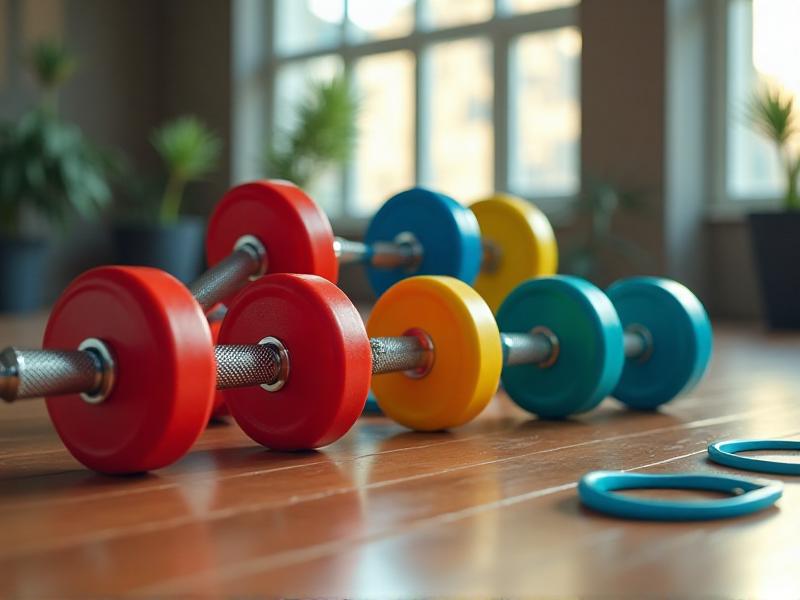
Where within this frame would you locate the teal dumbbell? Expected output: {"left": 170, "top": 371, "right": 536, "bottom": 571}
{"left": 497, "top": 276, "right": 712, "bottom": 418}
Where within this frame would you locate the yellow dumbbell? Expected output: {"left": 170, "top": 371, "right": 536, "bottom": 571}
{"left": 366, "top": 276, "right": 503, "bottom": 431}
{"left": 471, "top": 194, "right": 558, "bottom": 312}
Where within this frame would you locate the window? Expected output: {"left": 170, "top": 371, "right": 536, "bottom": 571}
{"left": 234, "top": 0, "right": 581, "bottom": 217}
{"left": 724, "top": 0, "right": 800, "bottom": 202}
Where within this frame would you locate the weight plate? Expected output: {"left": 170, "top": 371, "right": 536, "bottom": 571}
{"left": 471, "top": 195, "right": 558, "bottom": 313}
{"left": 219, "top": 273, "right": 371, "bottom": 450}
{"left": 44, "top": 266, "right": 216, "bottom": 473}
{"left": 607, "top": 277, "right": 712, "bottom": 410}
{"left": 497, "top": 276, "right": 624, "bottom": 418}
{"left": 206, "top": 181, "right": 338, "bottom": 305}
{"left": 364, "top": 188, "right": 482, "bottom": 297}
{"left": 367, "top": 276, "right": 502, "bottom": 431}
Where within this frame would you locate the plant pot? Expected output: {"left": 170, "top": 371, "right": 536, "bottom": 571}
{"left": 748, "top": 211, "right": 800, "bottom": 329}
{"left": 0, "top": 237, "right": 49, "bottom": 313}
{"left": 112, "top": 217, "right": 205, "bottom": 284}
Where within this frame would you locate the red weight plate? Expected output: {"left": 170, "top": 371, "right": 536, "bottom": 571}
{"left": 208, "top": 318, "right": 229, "bottom": 419}
{"left": 43, "top": 266, "right": 216, "bottom": 474}
{"left": 219, "top": 273, "right": 371, "bottom": 450}
{"left": 206, "top": 181, "right": 338, "bottom": 305}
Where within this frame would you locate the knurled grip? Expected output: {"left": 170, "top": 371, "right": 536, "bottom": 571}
{"left": 0, "top": 348, "right": 102, "bottom": 401}
{"left": 189, "top": 246, "right": 263, "bottom": 312}
{"left": 1, "top": 335, "right": 436, "bottom": 402}
{"left": 214, "top": 344, "right": 282, "bottom": 389}
{"left": 370, "top": 336, "right": 431, "bottom": 375}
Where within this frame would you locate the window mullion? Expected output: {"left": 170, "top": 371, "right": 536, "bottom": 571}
{"left": 493, "top": 30, "right": 510, "bottom": 194}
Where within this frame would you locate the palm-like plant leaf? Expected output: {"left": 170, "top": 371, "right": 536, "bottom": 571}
{"left": 266, "top": 75, "right": 360, "bottom": 188}
{"left": 29, "top": 41, "right": 77, "bottom": 92}
{"left": 749, "top": 87, "right": 796, "bottom": 145}
{"left": 151, "top": 116, "right": 221, "bottom": 181}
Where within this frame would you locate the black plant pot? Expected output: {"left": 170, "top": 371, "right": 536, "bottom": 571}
{"left": 112, "top": 217, "right": 205, "bottom": 284}
{"left": 0, "top": 237, "right": 49, "bottom": 313}
{"left": 748, "top": 211, "right": 800, "bottom": 329}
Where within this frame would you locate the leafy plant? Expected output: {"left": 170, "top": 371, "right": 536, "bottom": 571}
{"left": 562, "top": 179, "right": 654, "bottom": 282}
{"left": 749, "top": 87, "right": 800, "bottom": 210}
{"left": 265, "top": 75, "right": 360, "bottom": 188}
{"left": 30, "top": 40, "right": 77, "bottom": 111}
{"left": 0, "top": 40, "right": 112, "bottom": 238}
{"left": 150, "top": 116, "right": 222, "bottom": 224}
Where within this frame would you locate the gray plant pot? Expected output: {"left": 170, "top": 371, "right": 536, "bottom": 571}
{"left": 0, "top": 237, "right": 49, "bottom": 313}
{"left": 112, "top": 217, "right": 205, "bottom": 284}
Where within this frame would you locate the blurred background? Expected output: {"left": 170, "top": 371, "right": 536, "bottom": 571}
{"left": 0, "top": 0, "right": 798, "bottom": 326}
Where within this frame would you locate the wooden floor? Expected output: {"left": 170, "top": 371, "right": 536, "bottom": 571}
{"left": 1, "top": 313, "right": 800, "bottom": 598}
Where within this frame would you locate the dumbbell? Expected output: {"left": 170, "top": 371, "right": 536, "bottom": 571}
{"left": 0, "top": 266, "right": 371, "bottom": 473}
{"left": 364, "top": 275, "right": 712, "bottom": 428}
{"left": 493, "top": 276, "right": 713, "bottom": 418}
{"left": 208, "top": 181, "right": 558, "bottom": 311}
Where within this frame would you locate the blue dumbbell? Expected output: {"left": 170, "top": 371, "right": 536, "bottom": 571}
{"left": 497, "top": 276, "right": 713, "bottom": 418}
{"left": 335, "top": 188, "right": 558, "bottom": 304}
{"left": 335, "top": 188, "right": 483, "bottom": 297}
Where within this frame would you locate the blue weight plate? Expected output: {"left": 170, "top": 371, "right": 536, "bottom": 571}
{"left": 364, "top": 188, "right": 482, "bottom": 297}
{"left": 607, "top": 277, "right": 712, "bottom": 410}
{"left": 496, "top": 276, "right": 625, "bottom": 419}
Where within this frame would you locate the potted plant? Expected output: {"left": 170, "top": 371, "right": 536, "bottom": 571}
{"left": 113, "top": 116, "right": 222, "bottom": 283}
{"left": 266, "top": 75, "right": 359, "bottom": 192}
{"left": 0, "top": 41, "right": 112, "bottom": 312}
{"left": 562, "top": 178, "right": 653, "bottom": 284}
{"left": 747, "top": 87, "right": 800, "bottom": 329}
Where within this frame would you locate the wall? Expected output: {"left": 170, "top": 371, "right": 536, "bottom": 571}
{"left": 0, "top": 0, "right": 233, "bottom": 302}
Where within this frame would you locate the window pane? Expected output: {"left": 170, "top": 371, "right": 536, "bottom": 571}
{"left": 425, "top": 38, "right": 493, "bottom": 202}
{"left": 426, "top": 0, "right": 493, "bottom": 29}
{"left": 353, "top": 51, "right": 415, "bottom": 214}
{"left": 348, "top": 0, "right": 414, "bottom": 42}
{"left": 274, "top": 56, "right": 344, "bottom": 213}
{"left": 275, "top": 0, "right": 343, "bottom": 56}
{"left": 727, "top": 0, "right": 800, "bottom": 199}
{"left": 509, "top": 0, "right": 578, "bottom": 14}
{"left": 510, "top": 28, "right": 581, "bottom": 197}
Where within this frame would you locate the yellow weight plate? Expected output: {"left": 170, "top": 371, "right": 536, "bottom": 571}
{"left": 471, "top": 194, "right": 558, "bottom": 313}
{"left": 367, "top": 276, "right": 502, "bottom": 431}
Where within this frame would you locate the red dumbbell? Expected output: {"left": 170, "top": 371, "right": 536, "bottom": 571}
{"left": 0, "top": 266, "right": 371, "bottom": 473}
{"left": 202, "top": 180, "right": 338, "bottom": 309}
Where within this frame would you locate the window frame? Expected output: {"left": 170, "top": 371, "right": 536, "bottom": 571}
{"left": 707, "top": 0, "right": 789, "bottom": 218}
{"left": 234, "top": 0, "right": 580, "bottom": 219}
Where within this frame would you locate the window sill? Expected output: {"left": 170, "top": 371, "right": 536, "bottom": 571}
{"left": 705, "top": 198, "right": 785, "bottom": 224}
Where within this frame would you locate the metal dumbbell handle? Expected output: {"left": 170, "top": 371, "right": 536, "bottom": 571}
{"left": 0, "top": 335, "right": 433, "bottom": 403}
{"left": 501, "top": 326, "right": 651, "bottom": 370}
{"left": 334, "top": 235, "right": 501, "bottom": 273}
{"left": 334, "top": 236, "right": 423, "bottom": 270}
{"left": 189, "top": 238, "right": 267, "bottom": 313}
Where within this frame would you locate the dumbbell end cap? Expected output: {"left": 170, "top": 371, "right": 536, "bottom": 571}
{"left": 0, "top": 347, "right": 19, "bottom": 401}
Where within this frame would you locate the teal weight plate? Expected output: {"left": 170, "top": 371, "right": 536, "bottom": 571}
{"left": 364, "top": 188, "right": 482, "bottom": 297}
{"left": 607, "top": 277, "right": 712, "bottom": 410}
{"left": 362, "top": 392, "right": 382, "bottom": 415}
{"left": 496, "top": 276, "right": 625, "bottom": 419}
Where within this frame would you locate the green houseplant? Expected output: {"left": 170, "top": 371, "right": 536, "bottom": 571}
{"left": 113, "top": 116, "right": 222, "bottom": 283}
{"left": 562, "top": 179, "right": 654, "bottom": 284}
{"left": 747, "top": 87, "right": 800, "bottom": 328}
{"left": 265, "top": 75, "right": 359, "bottom": 193}
{"left": 0, "top": 41, "right": 112, "bottom": 312}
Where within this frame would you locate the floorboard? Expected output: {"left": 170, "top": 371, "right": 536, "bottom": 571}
{"left": 1, "top": 312, "right": 799, "bottom": 598}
